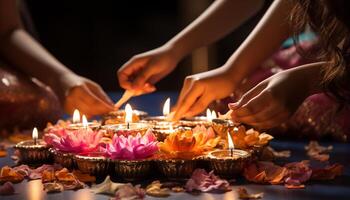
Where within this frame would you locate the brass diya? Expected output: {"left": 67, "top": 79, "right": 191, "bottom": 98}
{"left": 179, "top": 116, "right": 212, "bottom": 128}
{"left": 49, "top": 148, "right": 75, "bottom": 169}
{"left": 102, "top": 110, "right": 148, "bottom": 125}
{"left": 207, "top": 149, "right": 251, "bottom": 178}
{"left": 67, "top": 122, "right": 101, "bottom": 131}
{"left": 14, "top": 140, "right": 52, "bottom": 165}
{"left": 75, "top": 153, "right": 110, "bottom": 175}
{"left": 112, "top": 159, "right": 152, "bottom": 181}
{"left": 156, "top": 159, "right": 196, "bottom": 180}
{"left": 101, "top": 123, "right": 150, "bottom": 138}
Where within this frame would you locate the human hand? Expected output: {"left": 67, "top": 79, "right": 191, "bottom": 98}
{"left": 229, "top": 67, "right": 317, "bottom": 129}
{"left": 59, "top": 73, "right": 113, "bottom": 117}
{"left": 117, "top": 45, "right": 181, "bottom": 95}
{"left": 173, "top": 67, "right": 236, "bottom": 120}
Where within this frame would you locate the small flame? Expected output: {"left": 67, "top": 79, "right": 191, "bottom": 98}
{"left": 125, "top": 103, "right": 133, "bottom": 123}
{"left": 82, "top": 115, "right": 88, "bottom": 128}
{"left": 233, "top": 127, "right": 239, "bottom": 132}
{"left": 72, "top": 109, "right": 81, "bottom": 123}
{"left": 163, "top": 98, "right": 170, "bottom": 116}
{"left": 206, "top": 108, "right": 212, "bottom": 121}
{"left": 32, "top": 127, "right": 38, "bottom": 140}
{"left": 227, "top": 132, "right": 234, "bottom": 149}
{"left": 211, "top": 110, "right": 217, "bottom": 119}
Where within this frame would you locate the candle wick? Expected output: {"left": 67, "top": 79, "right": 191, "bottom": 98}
{"left": 34, "top": 138, "right": 37, "bottom": 145}
{"left": 230, "top": 148, "right": 233, "bottom": 157}
{"left": 127, "top": 122, "right": 130, "bottom": 129}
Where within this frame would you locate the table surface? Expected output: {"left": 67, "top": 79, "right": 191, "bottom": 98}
{"left": 1, "top": 92, "right": 350, "bottom": 200}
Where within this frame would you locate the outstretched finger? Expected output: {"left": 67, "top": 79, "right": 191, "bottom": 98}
{"left": 173, "top": 83, "right": 204, "bottom": 120}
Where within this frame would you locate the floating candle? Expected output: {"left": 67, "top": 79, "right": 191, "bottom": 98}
{"left": 14, "top": 128, "right": 52, "bottom": 165}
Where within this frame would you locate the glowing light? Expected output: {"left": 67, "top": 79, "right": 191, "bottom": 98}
{"left": 163, "top": 98, "right": 170, "bottom": 116}
{"left": 32, "top": 127, "right": 38, "bottom": 141}
{"left": 227, "top": 132, "right": 234, "bottom": 150}
{"left": 72, "top": 109, "right": 81, "bottom": 123}
{"left": 211, "top": 110, "right": 217, "bottom": 119}
{"left": 206, "top": 108, "right": 212, "bottom": 121}
{"left": 82, "top": 115, "right": 88, "bottom": 128}
{"left": 125, "top": 104, "right": 133, "bottom": 123}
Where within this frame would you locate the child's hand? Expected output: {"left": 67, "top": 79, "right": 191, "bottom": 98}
{"left": 117, "top": 45, "right": 181, "bottom": 95}
{"left": 60, "top": 74, "right": 114, "bottom": 117}
{"left": 229, "top": 66, "right": 317, "bottom": 129}
{"left": 173, "top": 67, "right": 236, "bottom": 120}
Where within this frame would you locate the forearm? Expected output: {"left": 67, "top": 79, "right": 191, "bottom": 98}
{"left": 0, "top": 29, "right": 74, "bottom": 94}
{"left": 286, "top": 62, "right": 324, "bottom": 95}
{"left": 224, "top": 0, "right": 293, "bottom": 85}
{"left": 167, "top": 0, "right": 264, "bottom": 59}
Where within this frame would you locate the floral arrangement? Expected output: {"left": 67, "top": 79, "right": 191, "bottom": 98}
{"left": 44, "top": 128, "right": 103, "bottom": 154}
{"left": 105, "top": 129, "right": 158, "bottom": 160}
{"left": 231, "top": 126, "right": 273, "bottom": 149}
{"left": 158, "top": 125, "right": 220, "bottom": 159}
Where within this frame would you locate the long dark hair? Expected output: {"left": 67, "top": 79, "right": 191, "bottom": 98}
{"left": 290, "top": 0, "right": 350, "bottom": 104}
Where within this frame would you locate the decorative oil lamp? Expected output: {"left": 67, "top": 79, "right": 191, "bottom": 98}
{"left": 179, "top": 109, "right": 216, "bottom": 128}
{"left": 106, "top": 130, "right": 158, "bottom": 181}
{"left": 102, "top": 104, "right": 149, "bottom": 138}
{"left": 67, "top": 110, "right": 101, "bottom": 130}
{"left": 75, "top": 152, "right": 111, "bottom": 176}
{"left": 208, "top": 132, "right": 251, "bottom": 178}
{"left": 14, "top": 128, "right": 52, "bottom": 165}
{"left": 143, "top": 98, "right": 179, "bottom": 141}
{"left": 103, "top": 99, "right": 148, "bottom": 125}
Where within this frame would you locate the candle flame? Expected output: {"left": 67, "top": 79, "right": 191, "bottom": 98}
{"left": 211, "top": 110, "right": 217, "bottom": 119}
{"left": 233, "top": 127, "right": 239, "bottom": 132}
{"left": 72, "top": 109, "right": 81, "bottom": 123}
{"left": 32, "top": 127, "right": 38, "bottom": 140}
{"left": 163, "top": 98, "right": 170, "bottom": 116}
{"left": 227, "top": 132, "right": 234, "bottom": 149}
{"left": 82, "top": 115, "right": 88, "bottom": 127}
{"left": 125, "top": 103, "right": 133, "bottom": 123}
{"left": 206, "top": 108, "right": 212, "bottom": 121}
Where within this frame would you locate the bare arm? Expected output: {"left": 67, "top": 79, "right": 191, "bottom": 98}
{"left": 224, "top": 0, "right": 293, "bottom": 85}
{"left": 0, "top": 0, "right": 73, "bottom": 98}
{"left": 168, "top": 0, "right": 265, "bottom": 59}
{"left": 173, "top": 0, "right": 294, "bottom": 119}
{"left": 0, "top": 0, "right": 113, "bottom": 116}
{"left": 118, "top": 0, "right": 264, "bottom": 93}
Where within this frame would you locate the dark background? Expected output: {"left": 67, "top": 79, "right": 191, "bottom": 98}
{"left": 25, "top": 0, "right": 270, "bottom": 92}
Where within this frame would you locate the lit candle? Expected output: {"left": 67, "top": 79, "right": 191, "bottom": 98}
{"left": 68, "top": 114, "right": 100, "bottom": 130}
{"left": 14, "top": 128, "right": 52, "bottom": 165}
{"left": 227, "top": 132, "right": 234, "bottom": 157}
{"left": 102, "top": 104, "right": 149, "bottom": 137}
{"left": 207, "top": 131, "right": 251, "bottom": 178}
{"left": 125, "top": 103, "right": 133, "bottom": 129}
{"left": 143, "top": 98, "right": 178, "bottom": 130}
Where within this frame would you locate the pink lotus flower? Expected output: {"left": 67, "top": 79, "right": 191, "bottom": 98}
{"left": 44, "top": 128, "right": 103, "bottom": 154}
{"left": 106, "top": 129, "right": 158, "bottom": 160}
